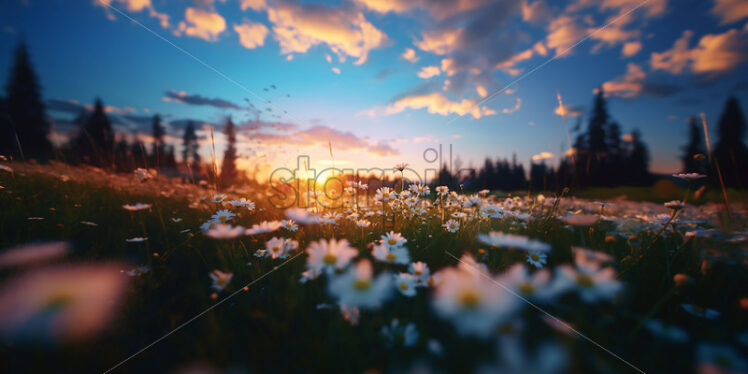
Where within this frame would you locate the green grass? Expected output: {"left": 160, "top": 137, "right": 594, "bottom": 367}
{"left": 0, "top": 163, "right": 746, "bottom": 373}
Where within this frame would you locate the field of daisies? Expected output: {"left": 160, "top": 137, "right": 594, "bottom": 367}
{"left": 0, "top": 162, "right": 747, "bottom": 374}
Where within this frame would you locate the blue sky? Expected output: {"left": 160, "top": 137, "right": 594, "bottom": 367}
{"left": 1, "top": 0, "right": 747, "bottom": 179}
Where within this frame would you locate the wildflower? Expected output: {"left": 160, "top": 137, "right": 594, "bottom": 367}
{"left": 125, "top": 237, "right": 148, "bottom": 243}
{"left": 0, "top": 263, "right": 128, "bottom": 342}
{"left": 211, "top": 193, "right": 227, "bottom": 203}
{"left": 673, "top": 173, "right": 707, "bottom": 180}
{"left": 306, "top": 239, "right": 358, "bottom": 274}
{"left": 394, "top": 163, "right": 408, "bottom": 172}
{"left": 355, "top": 219, "right": 371, "bottom": 228}
{"left": 27, "top": 217, "right": 44, "bottom": 221}
{"left": 205, "top": 223, "right": 244, "bottom": 239}
{"left": 245, "top": 220, "right": 283, "bottom": 235}
{"left": 209, "top": 270, "right": 233, "bottom": 291}
{"left": 552, "top": 251, "right": 622, "bottom": 303}
{"left": 572, "top": 247, "right": 614, "bottom": 263}
{"left": 375, "top": 187, "right": 397, "bottom": 202}
{"left": 432, "top": 265, "right": 518, "bottom": 337}
{"left": 526, "top": 251, "right": 547, "bottom": 268}
{"left": 372, "top": 243, "right": 410, "bottom": 265}
{"left": 264, "top": 237, "right": 299, "bottom": 259}
{"left": 409, "top": 261, "right": 431, "bottom": 286}
{"left": 299, "top": 268, "right": 321, "bottom": 283}
{"left": 478, "top": 189, "right": 490, "bottom": 196}
{"left": 281, "top": 219, "right": 298, "bottom": 232}
{"left": 664, "top": 200, "right": 685, "bottom": 211}
{"left": 477, "top": 232, "right": 551, "bottom": 252}
{"left": 0, "top": 164, "right": 14, "bottom": 173}
{"left": 480, "top": 204, "right": 503, "bottom": 218}
{"left": 394, "top": 273, "right": 418, "bottom": 297}
{"left": 122, "top": 203, "right": 151, "bottom": 211}
{"left": 498, "top": 264, "right": 556, "bottom": 303}
{"left": 339, "top": 304, "right": 360, "bottom": 325}
{"left": 133, "top": 168, "right": 156, "bottom": 182}
{"left": 435, "top": 186, "right": 449, "bottom": 195}
{"left": 443, "top": 219, "right": 459, "bottom": 233}
{"left": 409, "top": 183, "right": 431, "bottom": 196}
{"left": 210, "top": 209, "right": 236, "bottom": 223}
{"left": 0, "top": 242, "right": 70, "bottom": 269}
{"left": 328, "top": 259, "right": 392, "bottom": 309}
{"left": 381, "top": 231, "right": 407, "bottom": 248}
{"left": 285, "top": 208, "right": 320, "bottom": 225}
{"left": 170, "top": 217, "right": 182, "bottom": 223}
{"left": 322, "top": 212, "right": 342, "bottom": 224}
{"left": 381, "top": 319, "right": 419, "bottom": 347}
{"left": 462, "top": 195, "right": 482, "bottom": 209}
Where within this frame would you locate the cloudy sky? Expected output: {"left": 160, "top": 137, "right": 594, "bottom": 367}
{"left": 1, "top": 0, "right": 747, "bottom": 179}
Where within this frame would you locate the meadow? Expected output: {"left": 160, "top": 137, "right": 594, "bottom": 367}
{"left": 0, "top": 162, "right": 746, "bottom": 374}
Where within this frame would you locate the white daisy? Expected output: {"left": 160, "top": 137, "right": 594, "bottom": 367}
{"left": 244, "top": 220, "right": 283, "bottom": 235}
{"left": 372, "top": 243, "right": 410, "bottom": 265}
{"left": 122, "top": 203, "right": 151, "bottom": 211}
{"left": 526, "top": 251, "right": 547, "bottom": 268}
{"left": 281, "top": 219, "right": 298, "bottom": 232}
{"left": 551, "top": 251, "right": 622, "bottom": 303}
{"left": 264, "top": 237, "right": 299, "bottom": 259}
{"left": 409, "top": 261, "right": 431, "bottom": 286}
{"left": 394, "top": 273, "right": 418, "bottom": 297}
{"left": 328, "top": 259, "right": 392, "bottom": 309}
{"left": 205, "top": 223, "right": 244, "bottom": 239}
{"left": 477, "top": 232, "right": 551, "bottom": 252}
{"left": 305, "top": 239, "right": 358, "bottom": 274}
{"left": 209, "top": 270, "right": 233, "bottom": 291}
{"left": 210, "top": 209, "right": 236, "bottom": 223}
{"left": 443, "top": 219, "right": 459, "bottom": 233}
{"left": 381, "top": 231, "right": 407, "bottom": 248}
{"left": 381, "top": 319, "right": 419, "bottom": 347}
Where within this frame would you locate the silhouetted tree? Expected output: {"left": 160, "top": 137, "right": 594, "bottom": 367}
{"left": 220, "top": 116, "right": 238, "bottom": 186}
{"left": 712, "top": 97, "right": 748, "bottom": 187}
{"left": 3, "top": 41, "right": 52, "bottom": 160}
{"left": 624, "top": 130, "right": 652, "bottom": 185}
{"left": 72, "top": 99, "right": 114, "bottom": 166}
{"left": 150, "top": 114, "right": 165, "bottom": 168}
{"left": 682, "top": 116, "right": 707, "bottom": 174}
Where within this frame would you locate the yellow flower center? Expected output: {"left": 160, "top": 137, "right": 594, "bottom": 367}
{"left": 354, "top": 279, "right": 371, "bottom": 291}
{"left": 400, "top": 283, "right": 409, "bottom": 291}
{"left": 531, "top": 254, "right": 540, "bottom": 261}
{"left": 519, "top": 282, "right": 534, "bottom": 294}
{"left": 415, "top": 269, "right": 422, "bottom": 275}
{"left": 386, "top": 253, "right": 397, "bottom": 261}
{"left": 219, "top": 215, "right": 226, "bottom": 221}
{"left": 459, "top": 290, "right": 480, "bottom": 308}
{"left": 388, "top": 239, "right": 397, "bottom": 245}
{"left": 323, "top": 253, "right": 337, "bottom": 265}
{"left": 273, "top": 246, "right": 281, "bottom": 253}
{"left": 577, "top": 274, "right": 594, "bottom": 288}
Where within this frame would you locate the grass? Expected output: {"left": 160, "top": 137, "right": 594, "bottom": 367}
{"left": 0, "top": 162, "right": 746, "bottom": 373}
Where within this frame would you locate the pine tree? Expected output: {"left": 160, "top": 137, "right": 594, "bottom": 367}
{"left": 220, "top": 117, "right": 238, "bottom": 187}
{"left": 73, "top": 99, "right": 114, "bottom": 166}
{"left": 712, "top": 97, "right": 748, "bottom": 187}
{"left": 151, "top": 114, "right": 165, "bottom": 168}
{"left": 626, "top": 130, "right": 651, "bottom": 185}
{"left": 3, "top": 41, "right": 52, "bottom": 160}
{"left": 682, "top": 116, "right": 707, "bottom": 174}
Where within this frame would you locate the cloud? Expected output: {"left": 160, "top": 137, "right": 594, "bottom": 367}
{"left": 417, "top": 66, "right": 441, "bottom": 79}
{"left": 355, "top": 0, "right": 491, "bottom": 20}
{"left": 522, "top": 0, "right": 552, "bottom": 25}
{"left": 476, "top": 85, "right": 488, "bottom": 98}
{"left": 175, "top": 7, "right": 226, "bottom": 41}
{"left": 385, "top": 92, "right": 496, "bottom": 119}
{"left": 46, "top": 98, "right": 137, "bottom": 116}
{"left": 252, "top": 125, "right": 398, "bottom": 157}
{"left": 601, "top": 63, "right": 681, "bottom": 98}
{"left": 531, "top": 151, "right": 554, "bottom": 161}
{"left": 712, "top": 0, "right": 748, "bottom": 25}
{"left": 234, "top": 20, "right": 269, "bottom": 49}
{"left": 95, "top": 0, "right": 169, "bottom": 28}
{"left": 554, "top": 103, "right": 583, "bottom": 118}
{"left": 502, "top": 97, "right": 522, "bottom": 113}
{"left": 546, "top": 15, "right": 588, "bottom": 57}
{"left": 401, "top": 48, "right": 419, "bottom": 63}
{"left": 163, "top": 90, "right": 243, "bottom": 109}
{"left": 331, "top": 67, "right": 341, "bottom": 74}
{"left": 267, "top": 0, "right": 388, "bottom": 65}
{"left": 621, "top": 40, "right": 642, "bottom": 57}
{"left": 240, "top": 0, "right": 267, "bottom": 12}
{"left": 651, "top": 26, "right": 748, "bottom": 81}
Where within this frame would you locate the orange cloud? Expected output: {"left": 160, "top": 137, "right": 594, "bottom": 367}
{"left": 176, "top": 8, "right": 226, "bottom": 41}
{"left": 621, "top": 40, "right": 642, "bottom": 57}
{"left": 401, "top": 48, "right": 419, "bottom": 63}
{"left": 267, "top": 1, "right": 387, "bottom": 65}
{"left": 417, "top": 66, "right": 441, "bottom": 79}
{"left": 95, "top": 0, "right": 169, "bottom": 28}
{"left": 601, "top": 63, "right": 681, "bottom": 98}
{"left": 502, "top": 98, "right": 522, "bottom": 114}
{"left": 385, "top": 92, "right": 496, "bottom": 119}
{"left": 532, "top": 151, "right": 554, "bottom": 161}
{"left": 240, "top": 0, "right": 267, "bottom": 12}
{"left": 546, "top": 16, "right": 587, "bottom": 57}
{"left": 712, "top": 0, "right": 748, "bottom": 25}
{"left": 234, "top": 20, "right": 269, "bottom": 49}
{"left": 415, "top": 29, "right": 463, "bottom": 55}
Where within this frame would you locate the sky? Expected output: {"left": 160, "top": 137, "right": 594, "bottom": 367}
{"left": 1, "top": 0, "right": 747, "bottom": 181}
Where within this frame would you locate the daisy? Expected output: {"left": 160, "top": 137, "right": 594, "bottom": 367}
{"left": 372, "top": 243, "right": 410, "bottom": 265}
{"left": 306, "top": 238, "right": 358, "bottom": 274}
{"left": 209, "top": 270, "right": 233, "bottom": 291}
{"left": 355, "top": 219, "right": 371, "bottom": 228}
{"left": 210, "top": 209, "right": 236, "bottom": 223}
{"left": 284, "top": 208, "right": 320, "bottom": 225}
{"left": 0, "top": 164, "right": 14, "bottom": 173}
{"left": 478, "top": 189, "right": 490, "bottom": 196}
{"left": 394, "top": 273, "right": 418, "bottom": 297}
{"left": 443, "top": 219, "right": 459, "bottom": 233}
{"left": 409, "top": 183, "right": 431, "bottom": 196}
{"left": 264, "top": 237, "right": 299, "bottom": 259}
{"left": 572, "top": 247, "right": 614, "bottom": 263}
{"left": 381, "top": 319, "right": 419, "bottom": 347}
{"left": 498, "top": 264, "right": 556, "bottom": 303}
{"left": 125, "top": 237, "right": 148, "bottom": 243}
{"left": 0, "top": 242, "right": 70, "bottom": 269}
{"left": 552, "top": 251, "right": 622, "bottom": 303}
{"left": 435, "top": 186, "right": 449, "bottom": 195}
{"left": 381, "top": 231, "right": 407, "bottom": 248}
{"left": 281, "top": 219, "right": 298, "bottom": 232}
{"left": 409, "top": 261, "right": 431, "bottom": 286}
{"left": 664, "top": 200, "right": 685, "bottom": 211}
{"left": 211, "top": 193, "right": 227, "bottom": 203}
{"left": 477, "top": 232, "right": 551, "bottom": 252}
{"left": 322, "top": 212, "right": 342, "bottom": 224}
{"left": 133, "top": 168, "right": 155, "bottom": 182}
{"left": 480, "top": 205, "right": 503, "bottom": 218}
{"left": 122, "top": 203, "right": 151, "bottom": 211}
{"left": 432, "top": 265, "right": 519, "bottom": 337}
{"left": 245, "top": 220, "right": 283, "bottom": 235}
{"left": 205, "top": 223, "right": 244, "bottom": 239}
{"left": 462, "top": 195, "right": 482, "bottom": 209}
{"left": 374, "top": 187, "right": 397, "bottom": 202}
{"left": 526, "top": 251, "right": 547, "bottom": 268}
{"left": 0, "top": 263, "right": 129, "bottom": 342}
{"left": 673, "top": 173, "right": 707, "bottom": 180}
{"left": 328, "top": 259, "right": 392, "bottom": 309}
